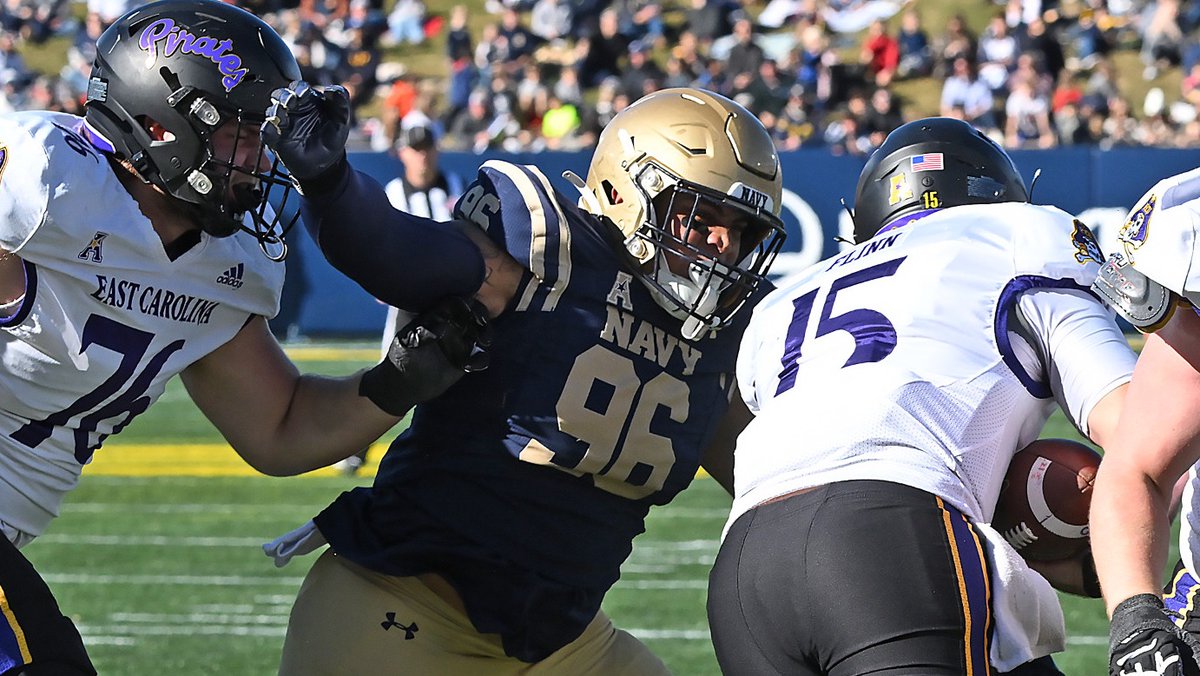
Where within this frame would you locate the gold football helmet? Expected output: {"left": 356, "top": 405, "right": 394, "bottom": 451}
{"left": 569, "top": 88, "right": 786, "bottom": 340}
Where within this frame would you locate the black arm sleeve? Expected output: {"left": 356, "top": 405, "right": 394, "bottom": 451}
{"left": 298, "top": 163, "right": 487, "bottom": 312}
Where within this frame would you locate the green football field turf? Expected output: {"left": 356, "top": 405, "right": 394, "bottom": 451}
{"left": 23, "top": 342, "right": 1138, "bottom": 675}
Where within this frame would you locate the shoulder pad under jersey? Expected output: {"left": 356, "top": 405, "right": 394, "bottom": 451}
{"left": 1092, "top": 252, "right": 1178, "bottom": 332}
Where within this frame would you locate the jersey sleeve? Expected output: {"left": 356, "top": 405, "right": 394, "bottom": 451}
{"left": 1112, "top": 168, "right": 1200, "bottom": 300}
{"left": 453, "top": 160, "right": 572, "bottom": 289}
{"left": 0, "top": 116, "right": 51, "bottom": 253}
{"left": 1011, "top": 287, "right": 1135, "bottom": 438}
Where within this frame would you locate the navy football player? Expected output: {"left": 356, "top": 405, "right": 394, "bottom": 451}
{"left": 708, "top": 118, "right": 1136, "bottom": 675}
{"left": 260, "top": 86, "right": 786, "bottom": 673}
{"left": 0, "top": 1, "right": 480, "bottom": 672}
{"left": 1090, "top": 169, "right": 1200, "bottom": 676}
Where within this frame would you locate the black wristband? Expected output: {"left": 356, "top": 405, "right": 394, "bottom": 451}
{"left": 1115, "top": 593, "right": 1167, "bottom": 615}
{"left": 297, "top": 154, "right": 350, "bottom": 198}
{"left": 1081, "top": 552, "right": 1102, "bottom": 598}
{"left": 357, "top": 364, "right": 414, "bottom": 417}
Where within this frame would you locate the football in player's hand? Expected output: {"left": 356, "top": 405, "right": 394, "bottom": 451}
{"left": 993, "top": 438, "right": 1101, "bottom": 562}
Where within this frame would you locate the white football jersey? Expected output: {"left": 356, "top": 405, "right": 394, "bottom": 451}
{"left": 0, "top": 111, "right": 283, "bottom": 538}
{"left": 730, "top": 203, "right": 1135, "bottom": 530}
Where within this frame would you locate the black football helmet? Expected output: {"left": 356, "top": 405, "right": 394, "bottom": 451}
{"left": 84, "top": 0, "right": 301, "bottom": 258}
{"left": 852, "top": 117, "right": 1028, "bottom": 243}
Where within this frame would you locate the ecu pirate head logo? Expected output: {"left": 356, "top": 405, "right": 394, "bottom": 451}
{"left": 1118, "top": 194, "right": 1156, "bottom": 259}
{"left": 1070, "top": 219, "right": 1103, "bottom": 264}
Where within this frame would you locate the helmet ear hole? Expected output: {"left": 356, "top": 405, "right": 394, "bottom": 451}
{"left": 601, "top": 180, "right": 623, "bottom": 206}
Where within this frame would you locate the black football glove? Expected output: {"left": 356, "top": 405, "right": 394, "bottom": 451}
{"left": 1110, "top": 594, "right": 1200, "bottom": 676}
{"left": 260, "top": 81, "right": 351, "bottom": 189}
{"left": 359, "top": 296, "right": 492, "bottom": 416}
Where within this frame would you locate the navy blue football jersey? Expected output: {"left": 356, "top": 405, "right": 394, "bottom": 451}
{"left": 315, "top": 161, "right": 761, "bottom": 661}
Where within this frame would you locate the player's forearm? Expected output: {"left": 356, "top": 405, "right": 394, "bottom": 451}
{"left": 300, "top": 167, "right": 485, "bottom": 311}
{"left": 240, "top": 373, "right": 400, "bottom": 476}
{"left": 1090, "top": 464, "right": 1173, "bottom": 616}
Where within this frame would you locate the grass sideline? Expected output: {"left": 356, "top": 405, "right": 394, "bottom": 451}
{"left": 30, "top": 340, "right": 1141, "bottom": 674}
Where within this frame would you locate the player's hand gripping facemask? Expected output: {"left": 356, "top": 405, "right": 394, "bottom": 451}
{"left": 261, "top": 81, "right": 353, "bottom": 190}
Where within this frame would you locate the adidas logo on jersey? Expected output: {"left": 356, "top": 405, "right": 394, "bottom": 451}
{"left": 216, "top": 263, "right": 244, "bottom": 289}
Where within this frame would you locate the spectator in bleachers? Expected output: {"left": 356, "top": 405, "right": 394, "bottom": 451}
{"left": 619, "top": 39, "right": 664, "bottom": 100}
{"left": 977, "top": 12, "right": 1019, "bottom": 92}
{"left": 498, "top": 7, "right": 542, "bottom": 62}
{"left": 664, "top": 55, "right": 694, "bottom": 88}
{"left": 1022, "top": 17, "right": 1064, "bottom": 84}
{"left": 776, "top": 86, "right": 817, "bottom": 149}
{"left": 444, "top": 54, "right": 478, "bottom": 124}
{"left": 474, "top": 21, "right": 505, "bottom": 84}
{"left": 578, "top": 74, "right": 622, "bottom": 141}
{"left": 516, "top": 62, "right": 550, "bottom": 125}
{"left": 1100, "top": 95, "right": 1138, "bottom": 148}
{"left": 445, "top": 5, "right": 472, "bottom": 61}
{"left": 739, "top": 58, "right": 792, "bottom": 116}
{"left": 530, "top": 0, "right": 573, "bottom": 42}
{"left": 386, "top": 0, "right": 426, "bottom": 45}
{"left": 1051, "top": 66, "right": 1086, "bottom": 115}
{"left": 933, "top": 13, "right": 976, "bottom": 79}
{"left": 446, "top": 88, "right": 495, "bottom": 151}
{"left": 613, "top": 0, "right": 664, "bottom": 46}
{"left": 671, "top": 30, "right": 709, "bottom": 82}
{"left": 1004, "top": 72, "right": 1056, "bottom": 148}
{"left": 862, "top": 85, "right": 903, "bottom": 146}
{"left": 1084, "top": 56, "right": 1119, "bottom": 116}
{"left": 726, "top": 17, "right": 765, "bottom": 80}
{"left": 87, "top": 0, "right": 138, "bottom": 24}
{"left": 940, "top": 56, "right": 997, "bottom": 131}
{"left": 756, "top": 0, "right": 816, "bottom": 32}
{"left": 1065, "top": 6, "right": 1110, "bottom": 69}
{"left": 1141, "top": 0, "right": 1184, "bottom": 79}
{"left": 860, "top": 18, "right": 898, "bottom": 86}
{"left": 792, "top": 23, "right": 829, "bottom": 96}
{"left": 684, "top": 0, "right": 735, "bottom": 50}
{"left": 554, "top": 65, "right": 583, "bottom": 105}
{"left": 338, "top": 27, "right": 381, "bottom": 110}
{"left": 896, "top": 8, "right": 932, "bottom": 79}
{"left": 296, "top": 23, "right": 345, "bottom": 86}
{"left": 1009, "top": 52, "right": 1052, "bottom": 98}
{"left": 0, "top": 33, "right": 31, "bottom": 93}
{"left": 695, "top": 53, "right": 730, "bottom": 94}
{"left": 540, "top": 93, "right": 581, "bottom": 148}
{"left": 575, "top": 7, "right": 626, "bottom": 86}
{"left": 822, "top": 105, "right": 869, "bottom": 156}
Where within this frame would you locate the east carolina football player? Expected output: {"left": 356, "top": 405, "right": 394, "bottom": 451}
{"left": 260, "top": 85, "right": 786, "bottom": 673}
{"left": 1090, "top": 168, "right": 1200, "bottom": 676}
{"left": 0, "top": 1, "right": 481, "bottom": 673}
{"left": 707, "top": 118, "right": 1136, "bottom": 675}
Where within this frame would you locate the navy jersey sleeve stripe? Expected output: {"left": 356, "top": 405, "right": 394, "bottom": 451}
{"left": 478, "top": 161, "right": 572, "bottom": 312}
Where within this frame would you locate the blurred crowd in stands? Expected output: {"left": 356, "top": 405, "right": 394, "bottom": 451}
{"left": 7, "top": 0, "right": 1200, "bottom": 154}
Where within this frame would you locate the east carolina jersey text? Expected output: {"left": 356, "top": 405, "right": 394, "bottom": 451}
{"left": 315, "top": 161, "right": 754, "bottom": 661}
{"left": 0, "top": 111, "right": 283, "bottom": 537}
{"left": 732, "top": 204, "right": 1132, "bottom": 531}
